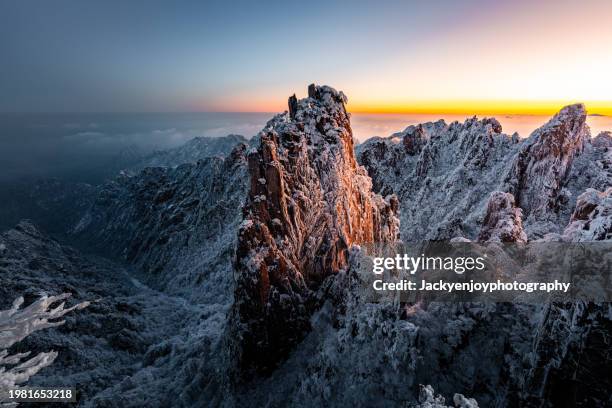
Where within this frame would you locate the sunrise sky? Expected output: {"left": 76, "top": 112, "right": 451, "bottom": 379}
{"left": 2, "top": 0, "right": 611, "bottom": 115}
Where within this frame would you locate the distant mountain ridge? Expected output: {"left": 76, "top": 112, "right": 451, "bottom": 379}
{"left": 0, "top": 134, "right": 250, "bottom": 236}
{"left": 128, "top": 134, "right": 248, "bottom": 172}
{"left": 357, "top": 104, "right": 611, "bottom": 240}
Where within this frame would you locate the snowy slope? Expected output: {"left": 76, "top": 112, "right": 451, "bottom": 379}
{"left": 3, "top": 85, "right": 610, "bottom": 407}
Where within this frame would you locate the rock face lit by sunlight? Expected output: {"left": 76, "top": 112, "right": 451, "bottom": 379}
{"left": 1, "top": 83, "right": 609, "bottom": 406}
{"left": 2, "top": 0, "right": 612, "bottom": 406}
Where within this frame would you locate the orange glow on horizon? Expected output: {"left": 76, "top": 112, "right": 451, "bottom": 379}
{"left": 186, "top": 2, "right": 612, "bottom": 118}
{"left": 346, "top": 100, "right": 612, "bottom": 116}
{"left": 195, "top": 98, "right": 612, "bottom": 117}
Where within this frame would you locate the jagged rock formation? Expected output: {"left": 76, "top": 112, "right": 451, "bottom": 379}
{"left": 74, "top": 144, "right": 248, "bottom": 301}
{"left": 358, "top": 103, "right": 610, "bottom": 241}
{"left": 0, "top": 135, "right": 252, "bottom": 406}
{"left": 129, "top": 134, "right": 248, "bottom": 172}
{"left": 231, "top": 84, "right": 399, "bottom": 376}
{"left": 355, "top": 101, "right": 610, "bottom": 407}
{"left": 554, "top": 187, "right": 612, "bottom": 241}
{"left": 0, "top": 135, "right": 251, "bottom": 237}
{"left": 357, "top": 116, "right": 519, "bottom": 240}
{"left": 478, "top": 191, "right": 527, "bottom": 242}
{"left": 592, "top": 131, "right": 612, "bottom": 148}
{"left": 2, "top": 84, "right": 610, "bottom": 407}
{"left": 503, "top": 104, "right": 592, "bottom": 238}
{"left": 504, "top": 104, "right": 588, "bottom": 215}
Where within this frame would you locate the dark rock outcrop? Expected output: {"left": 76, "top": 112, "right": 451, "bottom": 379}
{"left": 522, "top": 189, "right": 612, "bottom": 406}
{"left": 230, "top": 85, "right": 399, "bottom": 376}
{"left": 74, "top": 144, "right": 249, "bottom": 301}
{"left": 478, "top": 191, "right": 527, "bottom": 242}
{"left": 504, "top": 104, "right": 589, "bottom": 218}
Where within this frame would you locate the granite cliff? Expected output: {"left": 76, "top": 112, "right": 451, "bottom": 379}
{"left": 231, "top": 85, "right": 399, "bottom": 376}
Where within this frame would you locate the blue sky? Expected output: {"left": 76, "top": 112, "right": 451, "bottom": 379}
{"left": 2, "top": 0, "right": 611, "bottom": 113}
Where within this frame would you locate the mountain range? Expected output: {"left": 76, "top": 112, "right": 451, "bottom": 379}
{"left": 0, "top": 85, "right": 610, "bottom": 407}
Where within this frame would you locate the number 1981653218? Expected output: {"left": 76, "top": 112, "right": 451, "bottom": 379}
{"left": 5, "top": 387, "right": 76, "bottom": 403}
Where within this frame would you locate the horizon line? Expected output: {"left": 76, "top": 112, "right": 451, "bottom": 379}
{"left": 346, "top": 100, "right": 612, "bottom": 116}
{"left": 1, "top": 103, "right": 611, "bottom": 117}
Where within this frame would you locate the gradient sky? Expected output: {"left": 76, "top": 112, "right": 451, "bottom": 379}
{"left": 2, "top": 0, "right": 611, "bottom": 114}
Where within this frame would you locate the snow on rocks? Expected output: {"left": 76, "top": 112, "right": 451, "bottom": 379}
{"left": 230, "top": 84, "right": 399, "bottom": 376}
{"left": 478, "top": 191, "right": 527, "bottom": 243}
{"left": 503, "top": 104, "right": 590, "bottom": 235}
{"left": 358, "top": 103, "right": 609, "bottom": 241}
{"left": 74, "top": 143, "right": 249, "bottom": 302}
{"left": 357, "top": 115, "right": 518, "bottom": 240}
{"left": 415, "top": 385, "right": 479, "bottom": 408}
{"left": 560, "top": 187, "right": 612, "bottom": 241}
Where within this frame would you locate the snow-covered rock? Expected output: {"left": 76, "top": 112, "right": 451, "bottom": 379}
{"left": 414, "top": 385, "right": 478, "bottom": 408}
{"left": 354, "top": 101, "right": 610, "bottom": 407}
{"left": 560, "top": 188, "right": 612, "bottom": 241}
{"left": 478, "top": 191, "right": 527, "bottom": 242}
{"left": 358, "top": 103, "right": 610, "bottom": 242}
{"left": 129, "top": 134, "right": 248, "bottom": 172}
{"left": 230, "top": 84, "right": 399, "bottom": 376}
{"left": 592, "top": 131, "right": 612, "bottom": 148}
{"left": 358, "top": 116, "right": 519, "bottom": 240}
{"left": 3, "top": 84, "right": 611, "bottom": 407}
{"left": 74, "top": 143, "right": 249, "bottom": 302}
{"left": 503, "top": 104, "right": 591, "bottom": 237}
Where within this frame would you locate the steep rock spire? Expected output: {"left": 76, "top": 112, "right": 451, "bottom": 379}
{"left": 230, "top": 84, "right": 399, "bottom": 376}
{"left": 505, "top": 104, "right": 589, "bottom": 217}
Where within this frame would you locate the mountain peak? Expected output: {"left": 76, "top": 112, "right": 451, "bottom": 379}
{"left": 231, "top": 84, "right": 398, "bottom": 376}
{"left": 558, "top": 102, "right": 586, "bottom": 117}
{"left": 531, "top": 103, "right": 587, "bottom": 141}
{"left": 505, "top": 103, "right": 590, "bottom": 221}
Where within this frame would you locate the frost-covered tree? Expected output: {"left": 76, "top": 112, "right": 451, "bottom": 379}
{"left": 0, "top": 293, "right": 88, "bottom": 407}
{"left": 413, "top": 385, "right": 479, "bottom": 408}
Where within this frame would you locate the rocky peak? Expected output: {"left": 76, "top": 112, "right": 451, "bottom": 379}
{"left": 231, "top": 84, "right": 399, "bottom": 376}
{"left": 561, "top": 187, "right": 612, "bottom": 241}
{"left": 505, "top": 103, "right": 589, "bottom": 217}
{"left": 402, "top": 124, "right": 428, "bottom": 155}
{"left": 357, "top": 116, "right": 518, "bottom": 240}
{"left": 478, "top": 191, "right": 527, "bottom": 242}
{"left": 592, "top": 131, "right": 612, "bottom": 149}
